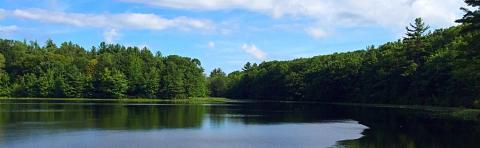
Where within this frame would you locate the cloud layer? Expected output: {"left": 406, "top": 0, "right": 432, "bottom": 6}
{"left": 123, "top": 0, "right": 465, "bottom": 38}
{"left": 12, "top": 9, "right": 213, "bottom": 30}
{"left": 8, "top": 8, "right": 214, "bottom": 42}
{"left": 0, "top": 25, "right": 18, "bottom": 34}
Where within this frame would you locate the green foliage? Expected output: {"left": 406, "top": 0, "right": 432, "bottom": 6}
{"left": 405, "top": 18, "right": 430, "bottom": 39}
{"left": 208, "top": 68, "right": 227, "bottom": 97}
{"left": 96, "top": 68, "right": 128, "bottom": 99}
{"left": 161, "top": 59, "right": 187, "bottom": 99}
{"left": 456, "top": 0, "right": 480, "bottom": 31}
{"left": 0, "top": 1, "right": 479, "bottom": 108}
{"left": 404, "top": 17, "right": 431, "bottom": 64}
{"left": 218, "top": 15, "right": 480, "bottom": 108}
{"left": 0, "top": 39, "right": 207, "bottom": 99}
{"left": 0, "top": 73, "right": 9, "bottom": 96}
{"left": 144, "top": 68, "right": 161, "bottom": 98}
{"left": 0, "top": 53, "right": 6, "bottom": 96}
{"left": 15, "top": 73, "right": 38, "bottom": 97}
{"left": 0, "top": 53, "right": 5, "bottom": 72}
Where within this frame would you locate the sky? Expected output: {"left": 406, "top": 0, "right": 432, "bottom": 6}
{"left": 0, "top": 0, "right": 468, "bottom": 73}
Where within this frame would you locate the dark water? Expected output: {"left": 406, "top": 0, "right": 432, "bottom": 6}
{"left": 0, "top": 100, "right": 479, "bottom": 148}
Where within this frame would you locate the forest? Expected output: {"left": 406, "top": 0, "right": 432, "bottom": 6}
{"left": 0, "top": 0, "right": 479, "bottom": 108}
{"left": 0, "top": 41, "right": 207, "bottom": 99}
{"left": 208, "top": 0, "right": 480, "bottom": 108}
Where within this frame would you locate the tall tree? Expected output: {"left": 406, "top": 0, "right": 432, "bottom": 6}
{"left": 44, "top": 39, "right": 57, "bottom": 52}
{"left": 96, "top": 68, "right": 128, "bottom": 98}
{"left": 0, "top": 53, "right": 8, "bottom": 95}
{"left": 405, "top": 18, "right": 430, "bottom": 40}
{"left": 0, "top": 72, "right": 9, "bottom": 96}
{"left": 161, "top": 59, "right": 186, "bottom": 99}
{"left": 404, "top": 18, "right": 430, "bottom": 64}
{"left": 144, "top": 68, "right": 161, "bottom": 98}
{"left": 184, "top": 58, "right": 207, "bottom": 97}
{"left": 456, "top": 0, "right": 480, "bottom": 31}
{"left": 208, "top": 68, "right": 227, "bottom": 97}
{"left": 0, "top": 53, "right": 5, "bottom": 72}
{"left": 37, "top": 69, "right": 56, "bottom": 97}
{"left": 16, "top": 73, "right": 38, "bottom": 97}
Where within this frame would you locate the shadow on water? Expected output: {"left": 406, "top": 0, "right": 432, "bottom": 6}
{"left": 0, "top": 100, "right": 479, "bottom": 147}
{"left": 333, "top": 105, "right": 480, "bottom": 148}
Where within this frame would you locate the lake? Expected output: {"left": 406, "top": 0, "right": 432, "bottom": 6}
{"left": 0, "top": 100, "right": 479, "bottom": 148}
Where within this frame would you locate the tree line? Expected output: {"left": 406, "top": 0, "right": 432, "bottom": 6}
{"left": 207, "top": 0, "right": 480, "bottom": 108}
{"left": 0, "top": 40, "right": 207, "bottom": 99}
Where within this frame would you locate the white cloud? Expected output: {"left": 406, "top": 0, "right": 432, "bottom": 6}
{"left": 8, "top": 8, "right": 215, "bottom": 42}
{"left": 121, "top": 0, "right": 311, "bottom": 18}
{"left": 208, "top": 41, "right": 216, "bottom": 48}
{"left": 242, "top": 44, "right": 266, "bottom": 60}
{"left": 123, "top": 0, "right": 466, "bottom": 38}
{"left": 0, "top": 25, "right": 18, "bottom": 34}
{"left": 0, "top": 9, "right": 5, "bottom": 19}
{"left": 104, "top": 29, "right": 120, "bottom": 43}
{"left": 11, "top": 9, "right": 214, "bottom": 31}
{"left": 305, "top": 27, "right": 328, "bottom": 39}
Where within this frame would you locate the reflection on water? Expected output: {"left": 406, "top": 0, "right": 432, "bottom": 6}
{"left": 0, "top": 100, "right": 479, "bottom": 148}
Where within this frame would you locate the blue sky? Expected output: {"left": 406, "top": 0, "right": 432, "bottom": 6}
{"left": 0, "top": 0, "right": 467, "bottom": 73}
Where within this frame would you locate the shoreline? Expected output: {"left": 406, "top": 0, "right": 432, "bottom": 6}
{"left": 0, "top": 97, "right": 232, "bottom": 104}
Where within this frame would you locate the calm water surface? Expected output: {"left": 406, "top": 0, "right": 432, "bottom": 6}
{"left": 0, "top": 100, "right": 479, "bottom": 148}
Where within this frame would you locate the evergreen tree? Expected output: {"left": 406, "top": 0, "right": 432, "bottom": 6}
{"left": 37, "top": 69, "right": 56, "bottom": 97}
{"left": 62, "top": 67, "right": 85, "bottom": 98}
{"left": 185, "top": 59, "right": 207, "bottom": 97}
{"left": 97, "top": 68, "right": 128, "bottom": 98}
{"left": 456, "top": 0, "right": 480, "bottom": 31}
{"left": 404, "top": 18, "right": 430, "bottom": 64}
{"left": 0, "top": 72, "right": 9, "bottom": 96}
{"left": 16, "top": 73, "right": 38, "bottom": 97}
{"left": 208, "top": 68, "right": 227, "bottom": 97}
{"left": 144, "top": 68, "right": 161, "bottom": 98}
{"left": 44, "top": 39, "right": 57, "bottom": 52}
{"left": 0, "top": 53, "right": 5, "bottom": 72}
{"left": 161, "top": 60, "right": 186, "bottom": 99}
{"left": 126, "top": 55, "right": 145, "bottom": 97}
{"left": 0, "top": 53, "right": 7, "bottom": 95}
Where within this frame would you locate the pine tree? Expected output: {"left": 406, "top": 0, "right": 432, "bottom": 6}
{"left": 144, "top": 68, "right": 161, "bottom": 98}
{"left": 208, "top": 68, "right": 227, "bottom": 97}
{"left": 404, "top": 18, "right": 430, "bottom": 64}
{"left": 161, "top": 61, "right": 186, "bottom": 99}
{"left": 37, "top": 69, "right": 56, "bottom": 97}
{"left": 97, "top": 68, "right": 128, "bottom": 98}
{"left": 456, "top": 0, "right": 480, "bottom": 31}
{"left": 62, "top": 67, "right": 85, "bottom": 98}
{"left": 44, "top": 39, "right": 57, "bottom": 52}
{"left": 0, "top": 53, "right": 5, "bottom": 72}
{"left": 18, "top": 73, "right": 38, "bottom": 97}
{"left": 0, "top": 73, "right": 9, "bottom": 96}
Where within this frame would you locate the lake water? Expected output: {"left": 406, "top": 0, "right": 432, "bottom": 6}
{"left": 0, "top": 100, "right": 479, "bottom": 148}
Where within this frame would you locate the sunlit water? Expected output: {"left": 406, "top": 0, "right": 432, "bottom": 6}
{"left": 0, "top": 100, "right": 479, "bottom": 148}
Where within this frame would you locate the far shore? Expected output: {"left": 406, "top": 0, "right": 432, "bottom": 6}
{"left": 0, "top": 97, "right": 232, "bottom": 104}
